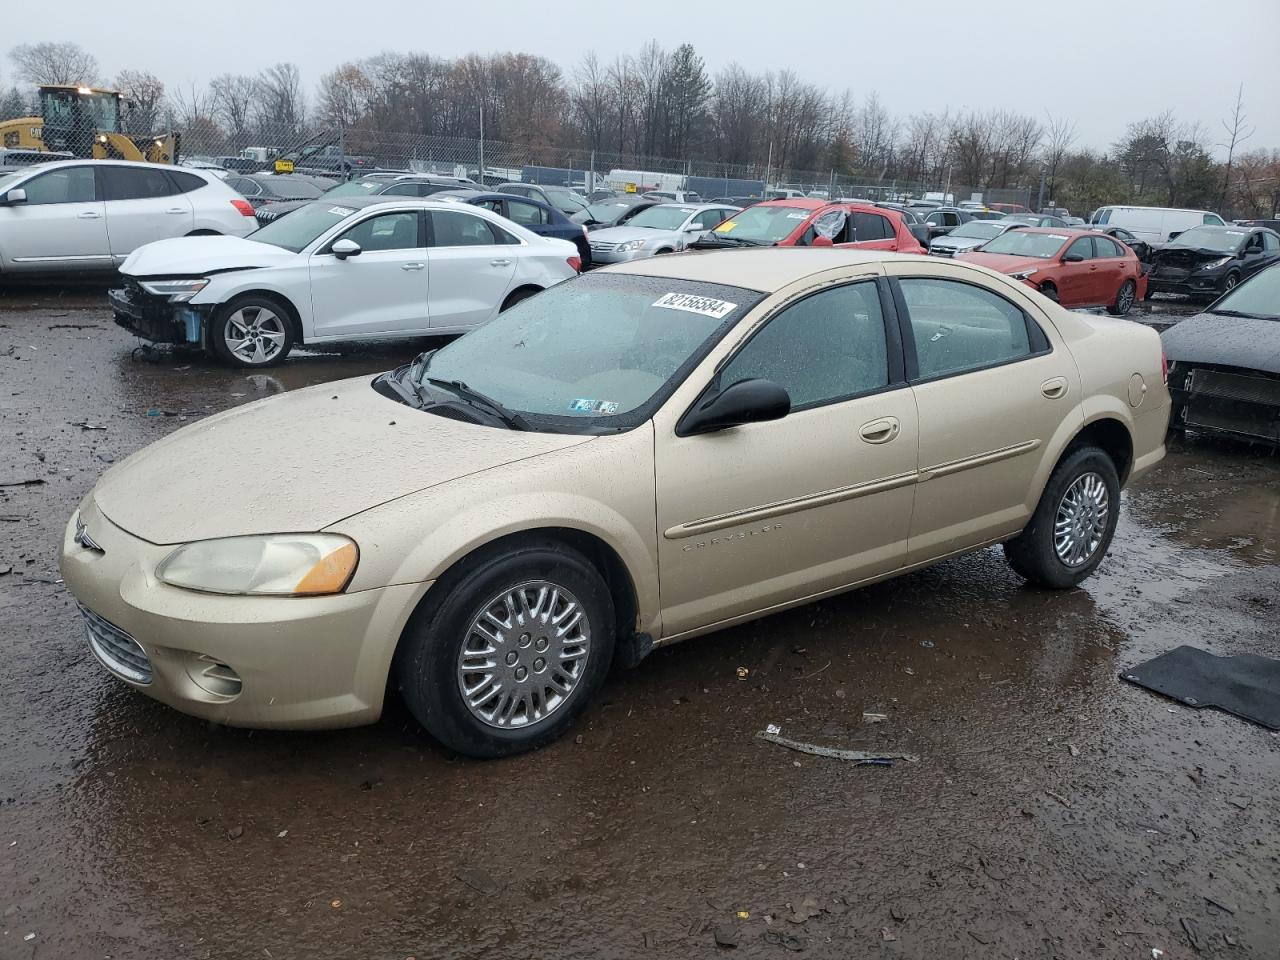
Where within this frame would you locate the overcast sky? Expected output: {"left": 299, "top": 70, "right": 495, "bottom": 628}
{"left": 6, "top": 0, "right": 1278, "bottom": 155}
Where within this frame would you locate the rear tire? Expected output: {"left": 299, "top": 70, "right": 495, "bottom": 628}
{"left": 209, "top": 294, "right": 295, "bottom": 368}
{"left": 1108, "top": 279, "right": 1136, "bottom": 316}
{"left": 396, "top": 541, "right": 616, "bottom": 758}
{"left": 1003, "top": 446, "right": 1120, "bottom": 589}
{"left": 1039, "top": 284, "right": 1060, "bottom": 303}
{"left": 500, "top": 287, "right": 540, "bottom": 312}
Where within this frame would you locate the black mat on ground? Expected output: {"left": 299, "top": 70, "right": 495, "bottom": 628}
{"left": 1121, "top": 645, "right": 1280, "bottom": 730}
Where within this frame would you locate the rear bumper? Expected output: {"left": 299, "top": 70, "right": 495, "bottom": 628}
{"left": 109, "top": 287, "right": 204, "bottom": 345}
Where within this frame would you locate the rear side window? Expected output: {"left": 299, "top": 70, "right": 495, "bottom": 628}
{"left": 20, "top": 165, "right": 97, "bottom": 204}
{"left": 1095, "top": 237, "right": 1124, "bottom": 258}
{"left": 720, "top": 281, "right": 889, "bottom": 408}
{"left": 1204, "top": 213, "right": 1224, "bottom": 225}
{"left": 168, "top": 170, "right": 208, "bottom": 194}
{"left": 430, "top": 209, "right": 517, "bottom": 246}
{"left": 507, "top": 200, "right": 549, "bottom": 226}
{"left": 103, "top": 167, "right": 180, "bottom": 201}
{"left": 852, "top": 213, "right": 891, "bottom": 240}
{"left": 1264, "top": 232, "right": 1279, "bottom": 252}
{"left": 900, "top": 278, "right": 1034, "bottom": 381}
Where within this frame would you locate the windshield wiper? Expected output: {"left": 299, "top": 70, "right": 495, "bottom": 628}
{"left": 424, "top": 376, "right": 532, "bottom": 431}
{"left": 1210, "top": 308, "right": 1270, "bottom": 320}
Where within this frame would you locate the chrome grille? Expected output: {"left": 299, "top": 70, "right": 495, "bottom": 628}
{"left": 589, "top": 241, "right": 618, "bottom": 253}
{"left": 80, "top": 604, "right": 151, "bottom": 684}
{"left": 930, "top": 247, "right": 956, "bottom": 257}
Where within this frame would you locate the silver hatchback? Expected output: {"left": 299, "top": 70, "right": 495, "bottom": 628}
{"left": 588, "top": 203, "right": 739, "bottom": 264}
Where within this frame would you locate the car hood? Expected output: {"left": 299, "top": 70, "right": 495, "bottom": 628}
{"left": 957, "top": 251, "right": 1049, "bottom": 273}
{"left": 589, "top": 225, "right": 681, "bottom": 244}
{"left": 1161, "top": 312, "right": 1280, "bottom": 375}
{"left": 255, "top": 199, "right": 310, "bottom": 221}
{"left": 120, "top": 236, "right": 295, "bottom": 278}
{"left": 931, "top": 235, "right": 986, "bottom": 251}
{"left": 1152, "top": 246, "right": 1237, "bottom": 268}
{"left": 91, "top": 377, "right": 593, "bottom": 544}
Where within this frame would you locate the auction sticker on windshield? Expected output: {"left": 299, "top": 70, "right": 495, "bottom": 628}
{"left": 714, "top": 220, "right": 737, "bottom": 233}
{"left": 652, "top": 292, "right": 738, "bottom": 319}
{"left": 568, "top": 399, "right": 620, "bottom": 415}
{"left": 328, "top": 206, "right": 356, "bottom": 216}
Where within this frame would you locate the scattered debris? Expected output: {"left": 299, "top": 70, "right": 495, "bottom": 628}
{"left": 1204, "top": 895, "right": 1236, "bottom": 915}
{"left": 797, "top": 660, "right": 831, "bottom": 680}
{"left": 785, "top": 897, "right": 821, "bottom": 923}
{"left": 763, "top": 929, "right": 804, "bottom": 951}
{"left": 890, "top": 901, "right": 917, "bottom": 922}
{"left": 0, "top": 478, "right": 44, "bottom": 488}
{"left": 0, "top": 515, "right": 28, "bottom": 522}
{"left": 862, "top": 712, "right": 889, "bottom": 724}
{"left": 1227, "top": 796, "right": 1251, "bottom": 811}
{"left": 880, "top": 928, "right": 898, "bottom": 942}
{"left": 24, "top": 933, "right": 35, "bottom": 942}
{"left": 69, "top": 421, "right": 106, "bottom": 431}
{"left": 277, "top": 830, "right": 288, "bottom": 839}
{"left": 227, "top": 825, "right": 244, "bottom": 840}
{"left": 756, "top": 729, "right": 918, "bottom": 764}
{"left": 713, "top": 923, "right": 740, "bottom": 948}
{"left": 1180, "top": 916, "right": 1202, "bottom": 952}
{"left": 330, "top": 899, "right": 342, "bottom": 909}
{"left": 0, "top": 565, "right": 12, "bottom": 576}
{"left": 1067, "top": 743, "right": 1080, "bottom": 757}
{"left": 920, "top": 640, "right": 935, "bottom": 648}
{"left": 454, "top": 867, "right": 501, "bottom": 896}
{"left": 1043, "top": 789, "right": 1072, "bottom": 808}
{"left": 736, "top": 666, "right": 749, "bottom": 680}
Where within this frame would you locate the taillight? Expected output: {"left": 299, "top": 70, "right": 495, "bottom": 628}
{"left": 567, "top": 255, "right": 582, "bottom": 273}
{"left": 231, "top": 198, "right": 255, "bottom": 218}
{"left": 1161, "top": 348, "right": 1169, "bottom": 384}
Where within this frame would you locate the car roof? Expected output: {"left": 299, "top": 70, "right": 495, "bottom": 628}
{"left": 1010, "top": 227, "right": 1094, "bottom": 238}
{"left": 754, "top": 198, "right": 826, "bottom": 210}
{"left": 604, "top": 247, "right": 912, "bottom": 291}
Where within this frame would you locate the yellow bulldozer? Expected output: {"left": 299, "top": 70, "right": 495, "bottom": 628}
{"left": 0, "top": 85, "right": 179, "bottom": 164}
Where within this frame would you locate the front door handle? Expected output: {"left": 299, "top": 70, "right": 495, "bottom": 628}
{"left": 165, "top": 207, "right": 185, "bottom": 214}
{"left": 490, "top": 258, "right": 511, "bottom": 267}
{"left": 1041, "top": 376, "right": 1068, "bottom": 399}
{"left": 859, "top": 416, "right": 900, "bottom": 444}
{"left": 77, "top": 211, "right": 102, "bottom": 220}
{"left": 400, "top": 262, "right": 425, "bottom": 271}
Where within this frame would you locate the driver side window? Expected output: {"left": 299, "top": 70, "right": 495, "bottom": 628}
{"left": 337, "top": 211, "right": 421, "bottom": 252}
{"left": 20, "top": 166, "right": 97, "bottom": 204}
{"left": 1065, "top": 238, "right": 1094, "bottom": 260}
{"left": 719, "top": 282, "right": 889, "bottom": 409}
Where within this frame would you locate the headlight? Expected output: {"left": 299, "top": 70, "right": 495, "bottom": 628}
{"left": 139, "top": 278, "right": 209, "bottom": 302}
{"left": 1197, "top": 257, "right": 1232, "bottom": 271}
{"left": 1008, "top": 268, "right": 1038, "bottom": 281}
{"left": 156, "top": 533, "right": 358, "bottom": 596}
{"left": 615, "top": 239, "right": 648, "bottom": 252}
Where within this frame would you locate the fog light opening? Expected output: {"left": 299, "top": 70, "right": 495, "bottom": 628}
{"left": 190, "top": 655, "right": 243, "bottom": 698}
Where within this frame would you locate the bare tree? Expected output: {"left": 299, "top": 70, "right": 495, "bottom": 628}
{"left": 114, "top": 70, "right": 166, "bottom": 134}
{"left": 168, "top": 82, "right": 223, "bottom": 154}
{"left": 253, "top": 63, "right": 305, "bottom": 141}
{"left": 1218, "top": 83, "right": 1254, "bottom": 209}
{"left": 1043, "top": 113, "right": 1077, "bottom": 199}
{"left": 209, "top": 74, "right": 257, "bottom": 149}
{"left": 9, "top": 41, "right": 99, "bottom": 86}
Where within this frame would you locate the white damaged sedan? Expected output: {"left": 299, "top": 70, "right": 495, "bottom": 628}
{"left": 108, "top": 196, "right": 582, "bottom": 367}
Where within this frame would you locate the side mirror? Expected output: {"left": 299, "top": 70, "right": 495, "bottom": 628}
{"left": 331, "top": 238, "right": 362, "bottom": 260}
{"left": 678, "top": 378, "right": 791, "bottom": 436}
{"left": 811, "top": 235, "right": 834, "bottom": 248}
{"left": 1, "top": 187, "right": 27, "bottom": 205}
{"left": 1168, "top": 230, "right": 1183, "bottom": 241}
{"left": 1062, "top": 253, "right": 1085, "bottom": 263}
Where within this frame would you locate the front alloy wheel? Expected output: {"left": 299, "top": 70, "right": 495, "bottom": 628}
{"left": 210, "top": 296, "right": 295, "bottom": 368}
{"left": 1109, "top": 279, "right": 1136, "bottom": 316}
{"left": 457, "top": 581, "right": 592, "bottom": 728}
{"left": 1053, "top": 472, "right": 1110, "bottom": 567}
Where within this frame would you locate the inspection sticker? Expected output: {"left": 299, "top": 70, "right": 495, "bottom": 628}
{"left": 1046, "top": 234, "right": 1069, "bottom": 241}
{"left": 328, "top": 206, "right": 356, "bottom": 216}
{"left": 568, "top": 399, "right": 620, "bottom": 415}
{"left": 652, "top": 292, "right": 738, "bottom": 319}
{"left": 786, "top": 211, "right": 809, "bottom": 219}
{"left": 714, "top": 220, "right": 737, "bottom": 233}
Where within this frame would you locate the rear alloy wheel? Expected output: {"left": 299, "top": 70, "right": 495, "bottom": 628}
{"left": 210, "top": 296, "right": 294, "bottom": 367}
{"left": 1108, "top": 279, "right": 1136, "bottom": 316}
{"left": 1003, "top": 446, "right": 1120, "bottom": 588}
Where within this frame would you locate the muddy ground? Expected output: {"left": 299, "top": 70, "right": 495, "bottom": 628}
{"left": 1, "top": 287, "right": 1277, "bottom": 960}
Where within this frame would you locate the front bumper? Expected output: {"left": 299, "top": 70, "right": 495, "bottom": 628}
{"left": 588, "top": 244, "right": 654, "bottom": 264}
{"left": 109, "top": 283, "right": 205, "bottom": 345}
{"left": 1169, "top": 365, "right": 1280, "bottom": 446}
{"left": 1146, "top": 270, "right": 1226, "bottom": 297}
{"left": 59, "top": 498, "right": 430, "bottom": 729}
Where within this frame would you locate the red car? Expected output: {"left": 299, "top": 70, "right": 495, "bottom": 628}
{"left": 958, "top": 228, "right": 1146, "bottom": 315}
{"left": 693, "top": 198, "right": 925, "bottom": 253}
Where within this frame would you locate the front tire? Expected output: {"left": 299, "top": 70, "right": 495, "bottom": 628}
{"left": 1108, "top": 279, "right": 1136, "bottom": 316}
{"left": 1039, "top": 284, "right": 1060, "bottom": 303}
{"left": 209, "top": 295, "right": 295, "bottom": 367}
{"left": 1003, "top": 446, "right": 1120, "bottom": 589}
{"left": 1220, "top": 271, "right": 1240, "bottom": 295}
{"left": 397, "top": 541, "right": 616, "bottom": 758}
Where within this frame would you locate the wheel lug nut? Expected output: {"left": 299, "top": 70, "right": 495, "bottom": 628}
{"left": 505, "top": 651, "right": 518, "bottom": 666}
{"left": 514, "top": 666, "right": 528, "bottom": 681}
{"left": 518, "top": 632, "right": 531, "bottom": 648}
{"left": 533, "top": 657, "right": 546, "bottom": 673}
{"left": 534, "top": 636, "right": 548, "bottom": 651}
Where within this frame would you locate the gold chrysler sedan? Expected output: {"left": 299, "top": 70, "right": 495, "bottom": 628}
{"left": 61, "top": 249, "right": 1170, "bottom": 757}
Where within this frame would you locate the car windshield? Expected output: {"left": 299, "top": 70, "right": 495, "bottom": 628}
{"left": 978, "top": 231, "right": 1069, "bottom": 259}
{"left": 249, "top": 202, "right": 356, "bottom": 252}
{"left": 625, "top": 205, "right": 697, "bottom": 230}
{"left": 1167, "top": 226, "right": 1248, "bottom": 254}
{"left": 709, "top": 204, "right": 811, "bottom": 243}
{"left": 545, "top": 189, "right": 586, "bottom": 210}
{"left": 948, "top": 221, "right": 1004, "bottom": 240}
{"left": 324, "top": 181, "right": 383, "bottom": 198}
{"left": 1209, "top": 264, "right": 1280, "bottom": 319}
{"left": 415, "top": 273, "right": 762, "bottom": 431}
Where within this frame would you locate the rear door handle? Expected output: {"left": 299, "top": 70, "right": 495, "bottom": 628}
{"left": 400, "top": 262, "right": 425, "bottom": 271}
{"left": 490, "top": 258, "right": 511, "bottom": 267}
{"left": 859, "top": 416, "right": 900, "bottom": 444}
{"left": 77, "top": 211, "right": 102, "bottom": 220}
{"left": 1041, "top": 376, "right": 1068, "bottom": 399}
{"left": 165, "top": 207, "right": 185, "bottom": 215}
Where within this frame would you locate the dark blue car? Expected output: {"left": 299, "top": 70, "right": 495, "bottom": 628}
{"left": 435, "top": 190, "right": 590, "bottom": 265}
